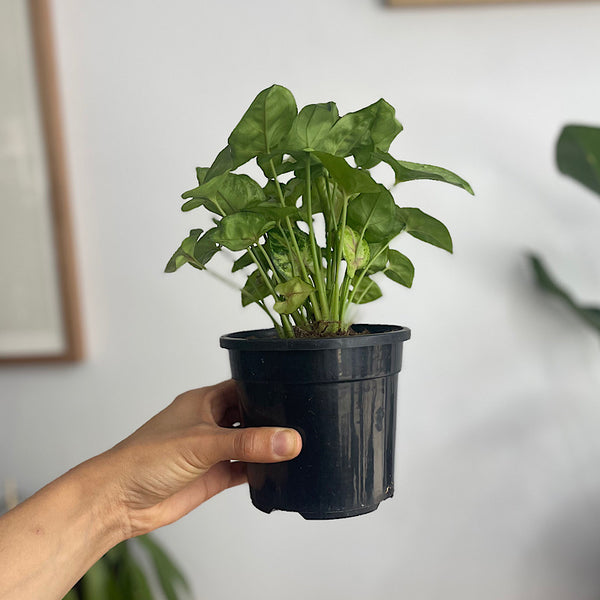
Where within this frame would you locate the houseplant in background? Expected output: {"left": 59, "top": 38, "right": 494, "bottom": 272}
{"left": 529, "top": 125, "right": 600, "bottom": 334}
{"left": 62, "top": 535, "right": 190, "bottom": 600}
{"left": 167, "top": 85, "right": 473, "bottom": 519}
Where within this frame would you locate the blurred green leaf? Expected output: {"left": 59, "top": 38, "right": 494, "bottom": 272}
{"left": 556, "top": 125, "right": 600, "bottom": 196}
{"left": 529, "top": 254, "right": 600, "bottom": 333}
{"left": 137, "top": 534, "right": 191, "bottom": 600}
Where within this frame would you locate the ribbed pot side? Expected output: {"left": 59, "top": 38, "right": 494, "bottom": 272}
{"left": 220, "top": 324, "right": 411, "bottom": 520}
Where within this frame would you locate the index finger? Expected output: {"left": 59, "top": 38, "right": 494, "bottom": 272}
{"left": 205, "top": 379, "right": 242, "bottom": 426}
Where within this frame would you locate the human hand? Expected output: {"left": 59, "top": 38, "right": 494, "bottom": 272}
{"left": 89, "top": 380, "right": 302, "bottom": 539}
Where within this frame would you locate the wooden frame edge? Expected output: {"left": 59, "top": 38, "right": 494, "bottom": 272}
{"left": 1, "top": 0, "right": 83, "bottom": 364}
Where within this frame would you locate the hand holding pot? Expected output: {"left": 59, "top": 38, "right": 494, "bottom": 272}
{"left": 0, "top": 380, "right": 301, "bottom": 600}
{"left": 107, "top": 379, "right": 302, "bottom": 537}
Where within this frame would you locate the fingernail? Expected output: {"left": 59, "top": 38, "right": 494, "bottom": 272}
{"left": 273, "top": 430, "right": 297, "bottom": 457}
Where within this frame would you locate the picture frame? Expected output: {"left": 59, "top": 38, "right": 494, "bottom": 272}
{"left": 0, "top": 0, "right": 82, "bottom": 363}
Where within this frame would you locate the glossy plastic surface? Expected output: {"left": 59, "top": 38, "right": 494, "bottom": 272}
{"left": 220, "top": 324, "right": 410, "bottom": 520}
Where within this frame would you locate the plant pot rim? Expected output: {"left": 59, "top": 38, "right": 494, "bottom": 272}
{"left": 220, "top": 323, "right": 410, "bottom": 351}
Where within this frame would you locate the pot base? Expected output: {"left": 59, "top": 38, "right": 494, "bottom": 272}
{"left": 252, "top": 499, "right": 383, "bottom": 520}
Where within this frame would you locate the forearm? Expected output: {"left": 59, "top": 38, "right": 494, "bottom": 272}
{"left": 0, "top": 458, "right": 125, "bottom": 600}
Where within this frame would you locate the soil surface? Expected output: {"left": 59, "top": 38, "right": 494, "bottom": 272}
{"left": 292, "top": 322, "right": 368, "bottom": 338}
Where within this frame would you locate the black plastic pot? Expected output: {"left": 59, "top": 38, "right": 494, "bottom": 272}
{"left": 220, "top": 323, "right": 410, "bottom": 520}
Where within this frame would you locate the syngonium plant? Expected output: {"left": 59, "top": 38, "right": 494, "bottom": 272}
{"left": 166, "top": 85, "right": 473, "bottom": 338}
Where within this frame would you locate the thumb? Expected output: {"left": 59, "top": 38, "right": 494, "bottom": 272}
{"left": 208, "top": 427, "right": 302, "bottom": 465}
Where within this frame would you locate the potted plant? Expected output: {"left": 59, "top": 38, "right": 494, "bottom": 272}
{"left": 166, "top": 85, "right": 473, "bottom": 519}
{"left": 529, "top": 124, "right": 600, "bottom": 334}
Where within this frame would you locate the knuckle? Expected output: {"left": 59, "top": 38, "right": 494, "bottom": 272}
{"left": 234, "top": 429, "right": 258, "bottom": 460}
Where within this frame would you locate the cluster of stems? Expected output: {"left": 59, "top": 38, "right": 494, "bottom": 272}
{"left": 235, "top": 156, "right": 378, "bottom": 338}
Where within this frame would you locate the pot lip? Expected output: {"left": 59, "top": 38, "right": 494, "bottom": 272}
{"left": 220, "top": 323, "right": 410, "bottom": 351}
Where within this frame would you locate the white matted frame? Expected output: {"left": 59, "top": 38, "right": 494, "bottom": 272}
{"left": 0, "top": 0, "right": 82, "bottom": 363}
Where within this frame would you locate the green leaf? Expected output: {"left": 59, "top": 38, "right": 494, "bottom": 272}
{"left": 241, "top": 270, "right": 271, "bottom": 307}
{"left": 384, "top": 249, "right": 414, "bottom": 287}
{"left": 182, "top": 172, "right": 265, "bottom": 215}
{"left": 165, "top": 229, "right": 203, "bottom": 273}
{"left": 228, "top": 85, "right": 297, "bottom": 167}
{"left": 529, "top": 254, "right": 600, "bottom": 333}
{"left": 286, "top": 102, "right": 339, "bottom": 152}
{"left": 556, "top": 125, "right": 600, "bottom": 196}
{"left": 244, "top": 202, "right": 300, "bottom": 223}
{"left": 396, "top": 207, "right": 453, "bottom": 252}
{"left": 212, "top": 212, "right": 276, "bottom": 251}
{"left": 266, "top": 228, "right": 313, "bottom": 279}
{"left": 351, "top": 277, "right": 382, "bottom": 304}
{"left": 347, "top": 189, "right": 404, "bottom": 244}
{"left": 342, "top": 226, "right": 370, "bottom": 278}
{"left": 63, "top": 590, "right": 79, "bottom": 600}
{"left": 195, "top": 167, "right": 210, "bottom": 185}
{"left": 205, "top": 145, "right": 236, "bottom": 181}
{"left": 366, "top": 243, "right": 389, "bottom": 274}
{"left": 137, "top": 534, "right": 191, "bottom": 600}
{"left": 165, "top": 229, "right": 220, "bottom": 273}
{"left": 353, "top": 99, "right": 404, "bottom": 167}
{"left": 232, "top": 250, "right": 254, "bottom": 272}
{"left": 81, "top": 553, "right": 113, "bottom": 600}
{"left": 312, "top": 152, "right": 381, "bottom": 195}
{"left": 273, "top": 277, "right": 315, "bottom": 314}
{"left": 378, "top": 152, "right": 474, "bottom": 195}
{"left": 192, "top": 228, "right": 220, "bottom": 267}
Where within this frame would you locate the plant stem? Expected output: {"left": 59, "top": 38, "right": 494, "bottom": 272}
{"left": 248, "top": 247, "right": 294, "bottom": 337}
{"left": 330, "top": 193, "right": 348, "bottom": 322}
{"left": 269, "top": 158, "right": 323, "bottom": 321}
{"left": 346, "top": 243, "right": 389, "bottom": 307}
{"left": 304, "top": 157, "right": 329, "bottom": 319}
{"left": 257, "top": 243, "right": 281, "bottom": 284}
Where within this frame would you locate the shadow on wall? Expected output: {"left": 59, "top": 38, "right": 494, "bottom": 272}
{"left": 523, "top": 490, "right": 600, "bottom": 600}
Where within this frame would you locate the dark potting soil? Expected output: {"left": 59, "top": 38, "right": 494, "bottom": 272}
{"left": 291, "top": 323, "right": 369, "bottom": 338}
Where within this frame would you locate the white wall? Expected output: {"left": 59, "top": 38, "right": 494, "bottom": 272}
{"left": 2, "top": 1, "right": 600, "bottom": 598}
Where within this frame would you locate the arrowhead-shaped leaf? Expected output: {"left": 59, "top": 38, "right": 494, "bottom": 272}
{"left": 342, "top": 226, "right": 370, "bottom": 278}
{"left": 286, "top": 102, "right": 339, "bottom": 152}
{"left": 212, "top": 212, "right": 276, "bottom": 251}
{"left": 351, "top": 277, "right": 382, "bottom": 304}
{"left": 165, "top": 229, "right": 218, "bottom": 272}
{"left": 228, "top": 85, "right": 297, "bottom": 167}
{"left": 347, "top": 189, "right": 404, "bottom": 243}
{"left": 273, "top": 277, "right": 315, "bottom": 314}
{"left": 241, "top": 270, "right": 271, "bottom": 307}
{"left": 182, "top": 173, "right": 265, "bottom": 215}
{"left": 378, "top": 152, "right": 474, "bottom": 195}
{"left": 384, "top": 249, "right": 414, "bottom": 287}
{"left": 396, "top": 207, "right": 453, "bottom": 252}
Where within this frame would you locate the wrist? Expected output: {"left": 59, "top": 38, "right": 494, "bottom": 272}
{"left": 66, "top": 453, "right": 131, "bottom": 547}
